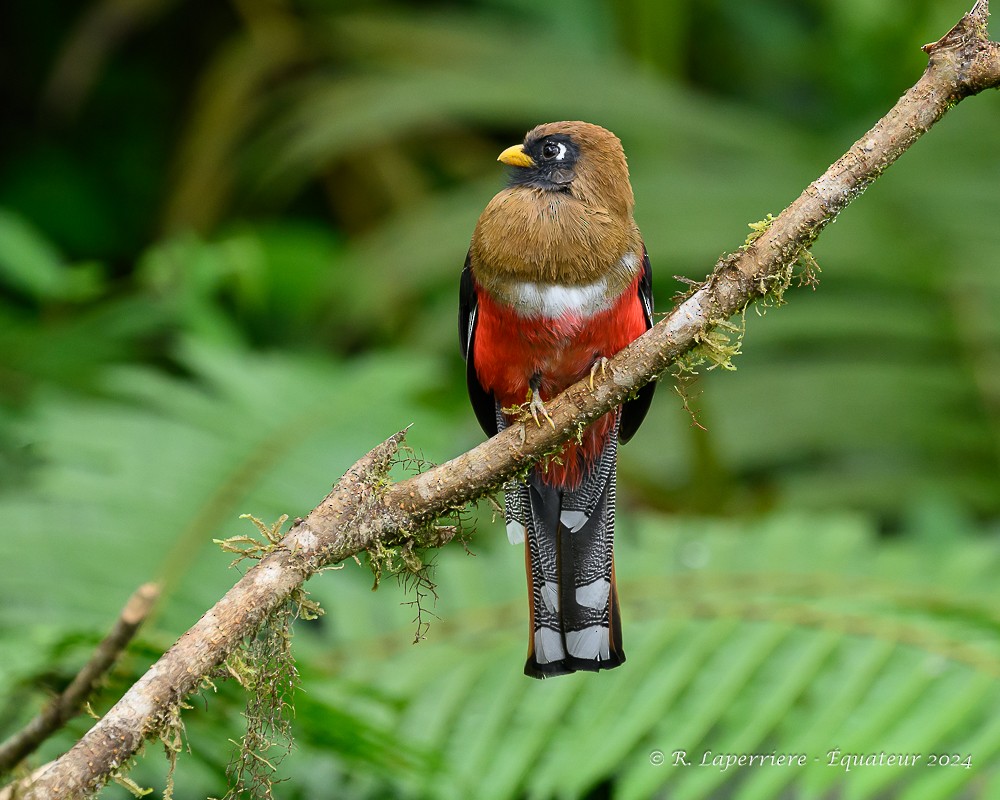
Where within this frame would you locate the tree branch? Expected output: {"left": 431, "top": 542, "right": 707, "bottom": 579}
{"left": 0, "top": 584, "right": 160, "bottom": 775}
{"left": 5, "top": 3, "right": 999, "bottom": 798}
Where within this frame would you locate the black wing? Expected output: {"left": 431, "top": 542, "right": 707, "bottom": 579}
{"left": 459, "top": 252, "right": 499, "bottom": 437}
{"left": 619, "top": 245, "right": 656, "bottom": 443}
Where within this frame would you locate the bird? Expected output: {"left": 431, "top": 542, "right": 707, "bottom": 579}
{"left": 459, "top": 121, "right": 655, "bottom": 678}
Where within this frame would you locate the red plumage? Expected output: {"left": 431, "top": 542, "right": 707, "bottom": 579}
{"left": 471, "top": 273, "right": 647, "bottom": 488}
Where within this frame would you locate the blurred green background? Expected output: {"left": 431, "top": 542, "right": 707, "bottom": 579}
{"left": 1, "top": 0, "right": 999, "bottom": 798}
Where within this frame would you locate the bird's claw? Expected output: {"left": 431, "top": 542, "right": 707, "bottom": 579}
{"left": 589, "top": 357, "right": 610, "bottom": 390}
{"left": 529, "top": 389, "right": 556, "bottom": 429}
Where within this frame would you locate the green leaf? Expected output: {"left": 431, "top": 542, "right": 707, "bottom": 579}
{"left": 0, "top": 209, "right": 102, "bottom": 301}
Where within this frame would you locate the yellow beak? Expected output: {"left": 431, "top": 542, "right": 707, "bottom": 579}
{"left": 497, "top": 144, "right": 535, "bottom": 168}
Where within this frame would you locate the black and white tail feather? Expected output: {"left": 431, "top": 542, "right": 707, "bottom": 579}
{"left": 500, "top": 408, "right": 625, "bottom": 678}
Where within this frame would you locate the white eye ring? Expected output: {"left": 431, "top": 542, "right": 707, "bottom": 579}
{"left": 542, "top": 141, "right": 569, "bottom": 161}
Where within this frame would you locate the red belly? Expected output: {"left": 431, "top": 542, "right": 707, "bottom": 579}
{"left": 473, "top": 276, "right": 647, "bottom": 487}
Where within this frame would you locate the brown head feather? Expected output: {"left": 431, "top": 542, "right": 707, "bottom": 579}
{"left": 470, "top": 121, "right": 642, "bottom": 291}
{"left": 525, "top": 121, "right": 634, "bottom": 216}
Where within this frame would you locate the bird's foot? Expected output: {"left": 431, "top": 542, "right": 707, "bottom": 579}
{"left": 589, "top": 357, "right": 610, "bottom": 390}
{"left": 529, "top": 389, "right": 555, "bottom": 429}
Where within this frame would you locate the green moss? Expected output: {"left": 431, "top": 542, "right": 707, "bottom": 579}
{"left": 365, "top": 446, "right": 483, "bottom": 643}
{"left": 111, "top": 768, "right": 153, "bottom": 797}
{"left": 214, "top": 514, "right": 288, "bottom": 566}
{"left": 158, "top": 704, "right": 185, "bottom": 800}
{"left": 674, "top": 216, "right": 820, "bottom": 383}
{"left": 202, "top": 514, "right": 322, "bottom": 799}
{"left": 742, "top": 214, "right": 822, "bottom": 310}
{"left": 218, "top": 602, "right": 298, "bottom": 800}
{"left": 742, "top": 213, "right": 776, "bottom": 249}
{"left": 676, "top": 311, "right": 747, "bottom": 374}
{"left": 756, "top": 241, "right": 821, "bottom": 311}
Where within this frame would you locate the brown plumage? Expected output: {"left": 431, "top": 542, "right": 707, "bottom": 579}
{"left": 470, "top": 121, "right": 642, "bottom": 294}
{"left": 459, "top": 121, "right": 655, "bottom": 677}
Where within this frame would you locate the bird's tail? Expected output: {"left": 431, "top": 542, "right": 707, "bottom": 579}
{"left": 504, "top": 419, "right": 625, "bottom": 678}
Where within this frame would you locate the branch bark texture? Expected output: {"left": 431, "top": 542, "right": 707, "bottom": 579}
{"left": 6, "top": 4, "right": 1000, "bottom": 798}
{"left": 0, "top": 584, "right": 159, "bottom": 775}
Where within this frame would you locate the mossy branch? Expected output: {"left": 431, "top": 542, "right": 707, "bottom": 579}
{"left": 4, "top": 3, "right": 999, "bottom": 798}
{"left": 0, "top": 583, "right": 160, "bottom": 776}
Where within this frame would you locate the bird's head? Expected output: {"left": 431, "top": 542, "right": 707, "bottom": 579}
{"left": 496, "top": 121, "right": 633, "bottom": 214}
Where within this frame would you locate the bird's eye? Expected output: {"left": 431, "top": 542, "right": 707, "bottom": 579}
{"left": 541, "top": 141, "right": 565, "bottom": 160}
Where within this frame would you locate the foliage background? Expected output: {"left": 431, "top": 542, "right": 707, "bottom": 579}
{"left": 1, "top": 0, "right": 999, "bottom": 798}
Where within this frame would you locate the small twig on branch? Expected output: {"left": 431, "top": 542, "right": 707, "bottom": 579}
{"left": 4, "top": 3, "right": 999, "bottom": 798}
{"left": 0, "top": 583, "right": 160, "bottom": 775}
